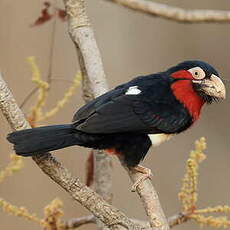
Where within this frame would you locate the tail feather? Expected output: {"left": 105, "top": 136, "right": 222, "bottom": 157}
{"left": 7, "top": 124, "right": 81, "bottom": 156}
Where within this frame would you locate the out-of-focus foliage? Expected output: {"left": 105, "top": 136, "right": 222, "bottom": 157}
{"left": 179, "top": 137, "right": 230, "bottom": 228}
{"left": 0, "top": 57, "right": 81, "bottom": 229}
{"left": 0, "top": 154, "right": 23, "bottom": 183}
{"left": 27, "top": 56, "right": 81, "bottom": 127}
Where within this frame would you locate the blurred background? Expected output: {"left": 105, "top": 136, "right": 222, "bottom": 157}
{"left": 0, "top": 0, "right": 230, "bottom": 229}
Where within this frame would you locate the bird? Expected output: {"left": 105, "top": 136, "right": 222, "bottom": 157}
{"left": 7, "top": 60, "right": 226, "bottom": 189}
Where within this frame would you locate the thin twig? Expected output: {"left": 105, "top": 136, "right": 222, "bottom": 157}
{"left": 107, "top": 0, "right": 230, "bottom": 23}
{"left": 50, "top": 77, "right": 75, "bottom": 83}
{"left": 63, "top": 215, "right": 96, "bottom": 229}
{"left": 168, "top": 213, "right": 188, "bottom": 228}
{"left": 47, "top": 0, "right": 57, "bottom": 84}
{"left": 19, "top": 87, "right": 38, "bottom": 108}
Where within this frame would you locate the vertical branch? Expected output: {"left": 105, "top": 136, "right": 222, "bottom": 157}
{"left": 77, "top": 50, "right": 113, "bottom": 206}
{"left": 64, "top": 0, "right": 108, "bottom": 96}
{"left": 63, "top": 0, "right": 113, "bottom": 201}
{"left": 62, "top": 1, "right": 112, "bottom": 229}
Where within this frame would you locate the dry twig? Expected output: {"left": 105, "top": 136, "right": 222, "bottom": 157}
{"left": 63, "top": 215, "right": 96, "bottom": 229}
{"left": 107, "top": 0, "right": 230, "bottom": 23}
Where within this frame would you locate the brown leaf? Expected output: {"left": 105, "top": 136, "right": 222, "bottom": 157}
{"left": 31, "top": 1, "right": 53, "bottom": 27}
{"left": 57, "top": 9, "right": 67, "bottom": 21}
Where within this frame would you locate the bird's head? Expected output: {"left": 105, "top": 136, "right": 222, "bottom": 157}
{"left": 167, "top": 60, "right": 226, "bottom": 103}
{"left": 166, "top": 60, "right": 226, "bottom": 120}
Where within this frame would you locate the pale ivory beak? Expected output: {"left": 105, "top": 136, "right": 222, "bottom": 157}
{"left": 192, "top": 74, "right": 226, "bottom": 99}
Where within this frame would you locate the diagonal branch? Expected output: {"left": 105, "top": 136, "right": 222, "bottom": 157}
{"left": 63, "top": 215, "right": 96, "bottom": 229}
{"left": 62, "top": 212, "right": 189, "bottom": 229}
{"left": 127, "top": 169, "right": 169, "bottom": 230}
{"left": 107, "top": 0, "right": 230, "bottom": 23}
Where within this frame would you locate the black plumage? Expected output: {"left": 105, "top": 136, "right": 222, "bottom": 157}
{"left": 73, "top": 74, "right": 192, "bottom": 134}
{"left": 7, "top": 73, "right": 192, "bottom": 166}
{"left": 7, "top": 60, "right": 223, "bottom": 167}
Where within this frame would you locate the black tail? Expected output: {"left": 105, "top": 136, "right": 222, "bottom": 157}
{"left": 7, "top": 124, "right": 81, "bottom": 156}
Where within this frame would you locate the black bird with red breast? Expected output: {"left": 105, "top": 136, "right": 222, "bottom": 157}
{"left": 7, "top": 60, "right": 226, "bottom": 171}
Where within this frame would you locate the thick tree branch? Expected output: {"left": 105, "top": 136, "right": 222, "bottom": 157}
{"left": 64, "top": 0, "right": 108, "bottom": 96}
{"left": 127, "top": 169, "right": 169, "bottom": 230}
{"left": 107, "top": 0, "right": 230, "bottom": 23}
{"left": 62, "top": 212, "right": 189, "bottom": 229}
{"left": 62, "top": 1, "right": 113, "bottom": 229}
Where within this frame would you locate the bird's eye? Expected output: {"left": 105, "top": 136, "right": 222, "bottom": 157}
{"left": 188, "top": 67, "right": 206, "bottom": 80}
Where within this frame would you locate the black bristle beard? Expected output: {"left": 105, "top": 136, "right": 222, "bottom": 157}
{"left": 193, "top": 84, "right": 220, "bottom": 104}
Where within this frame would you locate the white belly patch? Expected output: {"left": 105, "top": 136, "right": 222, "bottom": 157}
{"left": 148, "top": 134, "right": 173, "bottom": 146}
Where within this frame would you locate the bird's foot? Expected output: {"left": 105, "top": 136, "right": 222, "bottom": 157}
{"left": 130, "top": 165, "right": 153, "bottom": 192}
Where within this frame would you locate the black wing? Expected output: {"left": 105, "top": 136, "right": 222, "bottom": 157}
{"left": 72, "top": 74, "right": 192, "bottom": 134}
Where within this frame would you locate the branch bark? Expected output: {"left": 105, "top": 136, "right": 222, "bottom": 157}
{"left": 168, "top": 213, "right": 188, "bottom": 228}
{"left": 127, "top": 169, "right": 169, "bottom": 230}
{"left": 62, "top": 212, "right": 188, "bottom": 229}
{"left": 62, "top": 1, "right": 112, "bottom": 228}
{"left": 63, "top": 215, "right": 95, "bottom": 229}
{"left": 107, "top": 0, "right": 230, "bottom": 23}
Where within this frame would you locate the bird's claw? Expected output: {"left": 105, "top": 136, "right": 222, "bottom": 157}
{"left": 130, "top": 165, "right": 153, "bottom": 192}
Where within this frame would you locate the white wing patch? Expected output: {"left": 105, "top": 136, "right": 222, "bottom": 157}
{"left": 148, "top": 134, "right": 173, "bottom": 146}
{"left": 125, "top": 86, "right": 141, "bottom": 95}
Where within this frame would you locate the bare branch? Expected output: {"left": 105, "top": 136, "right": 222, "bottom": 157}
{"left": 19, "top": 87, "right": 38, "bottom": 108}
{"left": 168, "top": 213, "right": 188, "bottom": 228}
{"left": 127, "top": 169, "right": 169, "bottom": 230}
{"left": 63, "top": 0, "right": 108, "bottom": 96}
{"left": 63, "top": 215, "right": 95, "bottom": 229}
{"left": 62, "top": 1, "right": 113, "bottom": 229}
{"left": 61, "top": 212, "right": 189, "bottom": 229}
{"left": 130, "top": 212, "right": 189, "bottom": 229}
{"left": 107, "top": 0, "right": 230, "bottom": 23}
